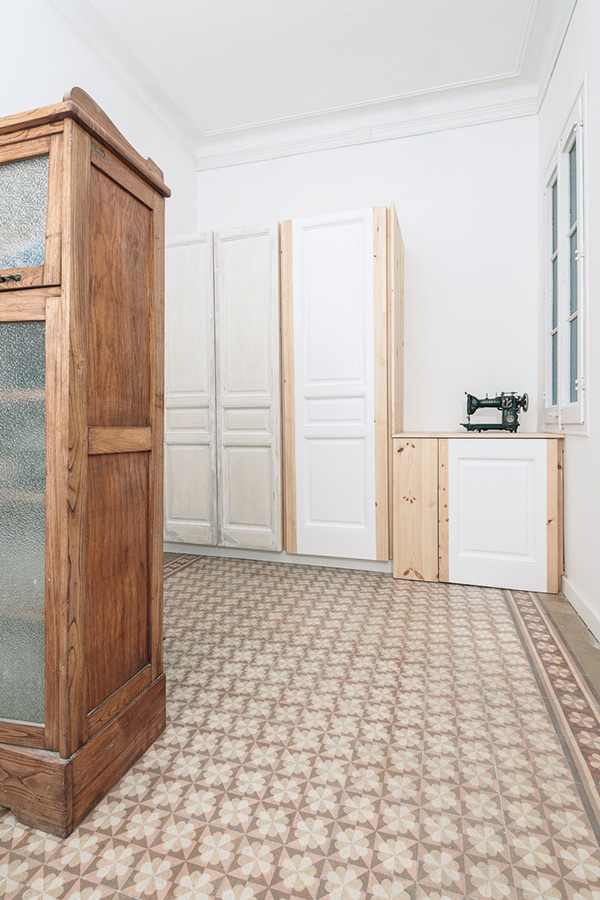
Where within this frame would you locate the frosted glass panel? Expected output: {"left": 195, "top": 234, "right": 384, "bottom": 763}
{"left": 0, "top": 322, "right": 45, "bottom": 724}
{"left": 0, "top": 155, "right": 49, "bottom": 270}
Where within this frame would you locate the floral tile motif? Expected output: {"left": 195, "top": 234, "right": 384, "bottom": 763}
{"left": 3, "top": 557, "right": 600, "bottom": 899}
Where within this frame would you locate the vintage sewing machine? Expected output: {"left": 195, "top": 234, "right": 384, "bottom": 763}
{"left": 461, "top": 391, "right": 529, "bottom": 432}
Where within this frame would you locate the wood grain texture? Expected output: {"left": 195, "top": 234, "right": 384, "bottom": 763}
{"left": 279, "top": 220, "right": 297, "bottom": 553}
{"left": 0, "top": 93, "right": 170, "bottom": 197}
{"left": 393, "top": 438, "right": 439, "bottom": 581}
{"left": 62, "top": 119, "right": 90, "bottom": 757}
{"left": 0, "top": 121, "right": 64, "bottom": 147}
{"left": 72, "top": 674, "right": 166, "bottom": 828}
{"left": 0, "top": 722, "right": 45, "bottom": 750}
{"left": 0, "top": 101, "right": 74, "bottom": 137}
{"left": 87, "top": 665, "right": 151, "bottom": 737}
{"left": 91, "top": 144, "right": 155, "bottom": 209}
{"left": 0, "top": 266, "right": 45, "bottom": 292}
{"left": 149, "top": 194, "right": 165, "bottom": 680}
{"left": 0, "top": 675, "right": 165, "bottom": 837}
{"left": 0, "top": 293, "right": 48, "bottom": 319}
{"left": 390, "top": 205, "right": 405, "bottom": 435}
{"left": 0, "top": 743, "right": 71, "bottom": 836}
{"left": 86, "top": 453, "right": 150, "bottom": 713}
{"left": 438, "top": 439, "right": 450, "bottom": 583}
{"left": 88, "top": 426, "right": 152, "bottom": 454}
{"left": 546, "top": 439, "right": 564, "bottom": 594}
{"left": 64, "top": 88, "right": 169, "bottom": 197}
{"left": 0, "top": 135, "right": 50, "bottom": 164}
{"left": 0, "top": 92, "right": 167, "bottom": 833}
{"left": 88, "top": 164, "right": 151, "bottom": 427}
{"left": 44, "top": 295, "right": 67, "bottom": 751}
{"left": 44, "top": 133, "right": 63, "bottom": 286}
{"left": 373, "top": 207, "right": 389, "bottom": 561}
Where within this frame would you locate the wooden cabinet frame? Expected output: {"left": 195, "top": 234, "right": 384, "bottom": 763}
{"left": 393, "top": 434, "right": 564, "bottom": 592}
{"left": 281, "top": 205, "right": 404, "bottom": 561}
{"left": 0, "top": 135, "right": 63, "bottom": 290}
{"left": 0, "top": 89, "right": 169, "bottom": 836}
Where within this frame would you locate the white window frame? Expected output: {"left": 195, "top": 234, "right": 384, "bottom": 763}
{"left": 544, "top": 90, "right": 586, "bottom": 428}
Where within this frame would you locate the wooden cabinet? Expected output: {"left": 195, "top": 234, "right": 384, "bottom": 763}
{"left": 393, "top": 434, "right": 563, "bottom": 592}
{"left": 0, "top": 89, "right": 169, "bottom": 835}
{"left": 165, "top": 225, "right": 282, "bottom": 551}
{"left": 281, "top": 206, "right": 404, "bottom": 561}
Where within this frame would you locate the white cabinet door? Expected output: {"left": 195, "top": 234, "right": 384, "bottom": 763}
{"left": 214, "top": 225, "right": 281, "bottom": 550}
{"left": 448, "top": 439, "right": 548, "bottom": 591}
{"left": 291, "top": 209, "right": 378, "bottom": 559}
{"left": 164, "top": 234, "right": 217, "bottom": 544}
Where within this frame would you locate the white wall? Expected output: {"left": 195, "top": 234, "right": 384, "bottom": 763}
{"left": 197, "top": 116, "right": 539, "bottom": 433}
{"left": 0, "top": 0, "right": 195, "bottom": 235}
{"left": 538, "top": 0, "right": 600, "bottom": 637}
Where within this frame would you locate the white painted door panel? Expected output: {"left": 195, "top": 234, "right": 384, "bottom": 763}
{"left": 293, "top": 209, "right": 377, "bottom": 559}
{"left": 448, "top": 439, "right": 547, "bottom": 591}
{"left": 215, "top": 225, "right": 281, "bottom": 550}
{"left": 164, "top": 235, "right": 217, "bottom": 544}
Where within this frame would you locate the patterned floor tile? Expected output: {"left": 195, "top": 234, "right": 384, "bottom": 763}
{"left": 4, "top": 558, "right": 600, "bottom": 900}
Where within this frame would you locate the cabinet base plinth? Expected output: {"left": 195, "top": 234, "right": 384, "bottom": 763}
{"left": 0, "top": 674, "right": 166, "bottom": 837}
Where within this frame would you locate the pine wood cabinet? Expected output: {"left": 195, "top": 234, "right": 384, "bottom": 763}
{"left": 392, "top": 434, "right": 564, "bottom": 592}
{"left": 0, "top": 89, "right": 169, "bottom": 835}
{"left": 281, "top": 206, "right": 404, "bottom": 561}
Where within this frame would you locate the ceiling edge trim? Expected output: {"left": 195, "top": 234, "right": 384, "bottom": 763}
{"left": 43, "top": 0, "right": 201, "bottom": 154}
{"left": 536, "top": 0, "right": 580, "bottom": 112}
{"left": 195, "top": 97, "right": 538, "bottom": 172}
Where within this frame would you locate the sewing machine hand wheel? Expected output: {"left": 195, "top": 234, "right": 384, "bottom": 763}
{"left": 522, "top": 393, "right": 529, "bottom": 412}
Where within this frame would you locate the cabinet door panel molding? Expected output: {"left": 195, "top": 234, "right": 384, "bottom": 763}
{"left": 215, "top": 224, "right": 281, "bottom": 551}
{"left": 164, "top": 233, "right": 216, "bottom": 545}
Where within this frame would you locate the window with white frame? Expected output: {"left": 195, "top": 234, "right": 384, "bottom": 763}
{"left": 544, "top": 92, "right": 585, "bottom": 426}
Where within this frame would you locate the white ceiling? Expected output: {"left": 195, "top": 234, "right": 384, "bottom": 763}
{"left": 49, "top": 0, "right": 577, "bottom": 156}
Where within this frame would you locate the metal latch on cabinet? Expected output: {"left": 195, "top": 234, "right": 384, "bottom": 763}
{"left": 0, "top": 274, "right": 21, "bottom": 284}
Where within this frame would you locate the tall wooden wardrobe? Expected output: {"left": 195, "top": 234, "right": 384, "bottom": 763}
{"left": 165, "top": 225, "right": 282, "bottom": 551}
{"left": 0, "top": 89, "right": 168, "bottom": 835}
{"left": 281, "top": 206, "right": 403, "bottom": 560}
{"left": 165, "top": 206, "right": 403, "bottom": 563}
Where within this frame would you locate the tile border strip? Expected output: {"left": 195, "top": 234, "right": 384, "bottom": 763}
{"left": 505, "top": 588, "right": 600, "bottom": 834}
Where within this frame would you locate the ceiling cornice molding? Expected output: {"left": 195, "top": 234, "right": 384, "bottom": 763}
{"left": 43, "top": 0, "right": 202, "bottom": 154}
{"left": 195, "top": 95, "right": 538, "bottom": 172}
{"left": 536, "top": 0, "right": 580, "bottom": 111}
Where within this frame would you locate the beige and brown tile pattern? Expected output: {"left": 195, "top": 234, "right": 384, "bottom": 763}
{"left": 2, "top": 556, "right": 600, "bottom": 899}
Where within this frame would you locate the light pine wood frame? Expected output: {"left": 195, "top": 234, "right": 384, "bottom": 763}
{"left": 546, "top": 438, "right": 564, "bottom": 593}
{"left": 386, "top": 205, "right": 405, "bottom": 558}
{"left": 392, "top": 438, "right": 439, "bottom": 581}
{"left": 280, "top": 220, "right": 297, "bottom": 553}
{"left": 0, "top": 90, "right": 169, "bottom": 836}
{"left": 373, "top": 207, "right": 389, "bottom": 560}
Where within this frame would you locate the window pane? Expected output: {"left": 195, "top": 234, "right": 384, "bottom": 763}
{"left": 570, "top": 317, "right": 578, "bottom": 404}
{"left": 551, "top": 180, "right": 558, "bottom": 252}
{"left": 552, "top": 332, "right": 558, "bottom": 407}
{"left": 570, "top": 229, "right": 578, "bottom": 315}
{"left": 552, "top": 257, "right": 558, "bottom": 328}
{"left": 0, "top": 322, "right": 46, "bottom": 724}
{"left": 0, "top": 155, "right": 49, "bottom": 271}
{"left": 569, "top": 142, "right": 577, "bottom": 228}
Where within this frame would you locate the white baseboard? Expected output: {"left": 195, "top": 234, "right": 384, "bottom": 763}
{"left": 163, "top": 542, "right": 393, "bottom": 575}
{"left": 561, "top": 576, "right": 600, "bottom": 644}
